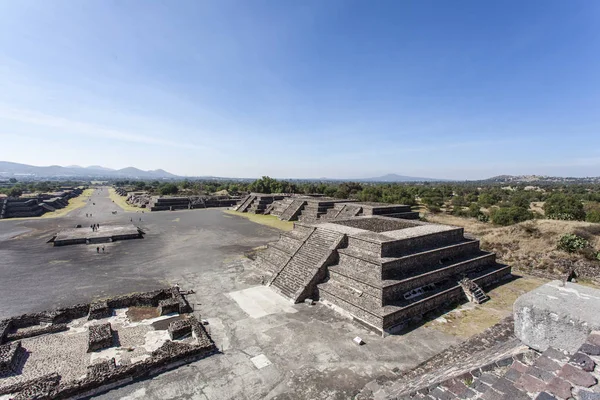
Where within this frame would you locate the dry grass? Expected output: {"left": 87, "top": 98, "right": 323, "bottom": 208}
{"left": 425, "top": 213, "right": 600, "bottom": 277}
{"left": 108, "top": 188, "right": 140, "bottom": 212}
{"left": 223, "top": 210, "right": 294, "bottom": 231}
{"left": 530, "top": 201, "right": 545, "bottom": 215}
{"left": 423, "top": 275, "right": 549, "bottom": 338}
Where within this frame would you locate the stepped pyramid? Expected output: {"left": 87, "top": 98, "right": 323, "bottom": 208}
{"left": 256, "top": 215, "right": 511, "bottom": 335}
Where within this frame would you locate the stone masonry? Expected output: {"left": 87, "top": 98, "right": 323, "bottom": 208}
{"left": 256, "top": 215, "right": 510, "bottom": 335}
{"left": 270, "top": 198, "right": 420, "bottom": 222}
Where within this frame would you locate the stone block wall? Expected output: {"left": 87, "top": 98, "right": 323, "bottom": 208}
{"left": 87, "top": 323, "right": 113, "bottom": 352}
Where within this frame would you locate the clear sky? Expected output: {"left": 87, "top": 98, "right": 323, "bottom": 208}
{"left": 1, "top": 0, "right": 599, "bottom": 179}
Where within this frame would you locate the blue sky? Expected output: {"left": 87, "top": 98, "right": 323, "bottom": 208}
{"left": 1, "top": 0, "right": 599, "bottom": 179}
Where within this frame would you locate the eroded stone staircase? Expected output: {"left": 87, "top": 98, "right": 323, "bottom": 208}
{"left": 235, "top": 194, "right": 255, "bottom": 212}
{"left": 262, "top": 226, "right": 345, "bottom": 302}
{"left": 279, "top": 199, "right": 306, "bottom": 221}
{"left": 459, "top": 277, "right": 489, "bottom": 304}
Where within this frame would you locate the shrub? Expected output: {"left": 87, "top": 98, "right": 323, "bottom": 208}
{"left": 490, "top": 206, "right": 533, "bottom": 226}
{"left": 557, "top": 234, "right": 589, "bottom": 253}
{"left": 586, "top": 209, "right": 600, "bottom": 223}
{"left": 477, "top": 214, "right": 489, "bottom": 223}
{"left": 544, "top": 193, "right": 585, "bottom": 221}
{"left": 159, "top": 183, "right": 179, "bottom": 195}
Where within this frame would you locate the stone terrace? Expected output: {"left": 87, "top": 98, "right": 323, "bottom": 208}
{"left": 256, "top": 215, "right": 510, "bottom": 335}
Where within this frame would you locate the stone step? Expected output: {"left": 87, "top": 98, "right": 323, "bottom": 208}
{"left": 271, "top": 228, "right": 344, "bottom": 302}
{"left": 280, "top": 200, "right": 306, "bottom": 221}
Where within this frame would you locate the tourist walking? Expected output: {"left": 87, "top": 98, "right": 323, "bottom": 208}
{"left": 102, "top": 246, "right": 105, "bottom": 253}
{"left": 96, "top": 247, "right": 99, "bottom": 253}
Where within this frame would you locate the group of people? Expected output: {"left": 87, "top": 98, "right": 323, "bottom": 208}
{"left": 86, "top": 213, "right": 93, "bottom": 217}
{"left": 96, "top": 246, "right": 105, "bottom": 253}
{"left": 91, "top": 223, "right": 100, "bottom": 231}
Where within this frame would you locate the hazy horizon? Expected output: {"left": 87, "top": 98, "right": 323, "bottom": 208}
{"left": 2, "top": 1, "right": 600, "bottom": 180}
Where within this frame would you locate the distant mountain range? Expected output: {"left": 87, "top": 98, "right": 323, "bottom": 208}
{"left": 4, "top": 162, "right": 597, "bottom": 183}
{"left": 0, "top": 161, "right": 177, "bottom": 179}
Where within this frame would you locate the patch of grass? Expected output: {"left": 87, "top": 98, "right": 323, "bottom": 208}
{"left": 108, "top": 188, "right": 141, "bottom": 212}
{"left": 223, "top": 210, "right": 293, "bottom": 231}
{"left": 39, "top": 188, "right": 95, "bottom": 218}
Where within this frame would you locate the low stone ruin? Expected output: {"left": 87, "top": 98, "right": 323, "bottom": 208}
{"left": 87, "top": 323, "right": 113, "bottom": 352}
{"left": 0, "top": 188, "right": 84, "bottom": 219}
{"left": 0, "top": 287, "right": 216, "bottom": 399}
{"left": 168, "top": 319, "right": 192, "bottom": 340}
{"left": 88, "top": 301, "right": 112, "bottom": 320}
{"left": 158, "top": 298, "right": 180, "bottom": 315}
{"left": 257, "top": 215, "right": 510, "bottom": 335}
{"left": 0, "top": 341, "right": 23, "bottom": 376}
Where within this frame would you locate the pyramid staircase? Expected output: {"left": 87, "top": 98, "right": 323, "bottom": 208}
{"left": 235, "top": 194, "right": 256, "bottom": 212}
{"left": 271, "top": 197, "right": 295, "bottom": 217}
{"left": 279, "top": 199, "right": 306, "bottom": 221}
{"left": 257, "top": 225, "right": 345, "bottom": 302}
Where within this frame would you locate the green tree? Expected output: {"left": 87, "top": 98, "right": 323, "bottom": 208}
{"left": 490, "top": 206, "right": 533, "bottom": 226}
{"left": 544, "top": 193, "right": 585, "bottom": 220}
{"left": 9, "top": 178, "right": 17, "bottom": 183}
{"left": 8, "top": 187, "right": 23, "bottom": 197}
{"left": 159, "top": 183, "right": 179, "bottom": 195}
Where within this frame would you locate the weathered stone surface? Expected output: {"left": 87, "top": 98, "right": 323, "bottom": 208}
{"left": 545, "top": 376, "right": 572, "bottom": 399}
{"left": 515, "top": 373, "right": 546, "bottom": 393}
{"left": 558, "top": 363, "right": 597, "bottom": 387}
{"left": 0, "top": 341, "right": 22, "bottom": 375}
{"left": 535, "top": 392, "right": 557, "bottom": 400}
{"left": 87, "top": 323, "right": 113, "bottom": 352}
{"left": 570, "top": 352, "right": 596, "bottom": 372}
{"left": 580, "top": 343, "right": 600, "bottom": 356}
{"left": 9, "top": 373, "right": 61, "bottom": 399}
{"left": 168, "top": 319, "right": 192, "bottom": 340}
{"left": 579, "top": 390, "right": 600, "bottom": 400}
{"left": 514, "top": 281, "right": 600, "bottom": 352}
{"left": 88, "top": 301, "right": 112, "bottom": 320}
{"left": 535, "top": 356, "right": 561, "bottom": 373}
{"left": 158, "top": 298, "right": 179, "bottom": 316}
{"left": 6, "top": 323, "right": 68, "bottom": 341}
